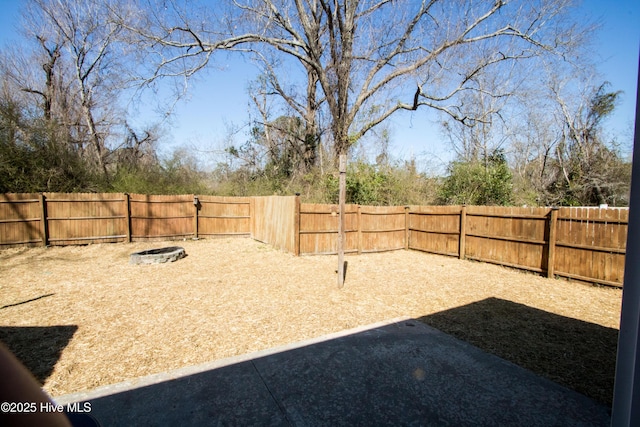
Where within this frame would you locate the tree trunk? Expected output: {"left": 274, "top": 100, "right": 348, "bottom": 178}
{"left": 81, "top": 101, "right": 108, "bottom": 178}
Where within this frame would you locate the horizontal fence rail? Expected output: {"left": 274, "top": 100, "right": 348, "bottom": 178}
{"left": 0, "top": 193, "right": 628, "bottom": 287}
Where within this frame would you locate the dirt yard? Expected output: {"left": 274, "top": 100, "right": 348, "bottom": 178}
{"left": 0, "top": 237, "right": 623, "bottom": 405}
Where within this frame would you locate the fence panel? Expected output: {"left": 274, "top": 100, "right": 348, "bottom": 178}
{"left": 197, "top": 196, "right": 251, "bottom": 237}
{"left": 408, "top": 206, "right": 461, "bottom": 256}
{"left": 555, "top": 207, "right": 627, "bottom": 286}
{"left": 464, "top": 206, "right": 550, "bottom": 273}
{"left": 0, "top": 193, "right": 43, "bottom": 247}
{"left": 359, "top": 206, "right": 406, "bottom": 253}
{"left": 299, "top": 203, "right": 358, "bottom": 255}
{"left": 45, "top": 193, "right": 127, "bottom": 245}
{"left": 252, "top": 196, "right": 298, "bottom": 253}
{"left": 129, "top": 194, "right": 194, "bottom": 241}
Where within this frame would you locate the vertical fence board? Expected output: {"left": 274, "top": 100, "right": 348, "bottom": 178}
{"left": 459, "top": 205, "right": 467, "bottom": 259}
{"left": 294, "top": 195, "right": 301, "bottom": 256}
{"left": 404, "top": 206, "right": 409, "bottom": 250}
{"left": 39, "top": 193, "right": 48, "bottom": 246}
{"left": 358, "top": 206, "right": 363, "bottom": 254}
{"left": 124, "top": 193, "right": 131, "bottom": 243}
{"left": 299, "top": 203, "right": 358, "bottom": 255}
{"left": 194, "top": 196, "right": 199, "bottom": 239}
{"left": 359, "top": 206, "right": 406, "bottom": 253}
{"left": 464, "top": 206, "right": 550, "bottom": 273}
{"left": 555, "top": 207, "right": 627, "bottom": 286}
{"left": 547, "top": 208, "right": 559, "bottom": 277}
{"left": 299, "top": 204, "right": 332, "bottom": 255}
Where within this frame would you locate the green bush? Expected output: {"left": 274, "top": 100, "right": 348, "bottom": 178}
{"left": 438, "top": 151, "right": 513, "bottom": 206}
{"left": 109, "top": 149, "right": 211, "bottom": 195}
{"left": 318, "top": 160, "right": 435, "bottom": 205}
{"left": 0, "top": 115, "right": 100, "bottom": 193}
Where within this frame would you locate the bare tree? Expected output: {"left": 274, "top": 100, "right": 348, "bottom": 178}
{"left": 244, "top": 72, "right": 326, "bottom": 177}
{"left": 127, "top": 0, "right": 580, "bottom": 155}
{"left": 550, "top": 81, "right": 629, "bottom": 205}
{"left": 25, "top": 0, "right": 137, "bottom": 176}
{"left": 0, "top": 28, "right": 67, "bottom": 126}
{"left": 124, "top": 0, "right": 585, "bottom": 284}
{"left": 15, "top": 37, "right": 62, "bottom": 122}
{"left": 505, "top": 55, "right": 631, "bottom": 207}
{"left": 440, "top": 85, "right": 512, "bottom": 165}
{"left": 250, "top": 53, "right": 325, "bottom": 170}
{"left": 509, "top": 103, "right": 563, "bottom": 205}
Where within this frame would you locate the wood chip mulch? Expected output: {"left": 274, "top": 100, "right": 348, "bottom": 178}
{"left": 0, "top": 237, "right": 622, "bottom": 405}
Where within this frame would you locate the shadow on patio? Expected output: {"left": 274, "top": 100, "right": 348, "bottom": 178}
{"left": 418, "top": 297, "right": 619, "bottom": 406}
{"left": 55, "top": 306, "right": 612, "bottom": 426}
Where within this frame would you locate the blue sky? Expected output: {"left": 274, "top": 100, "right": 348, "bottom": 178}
{"left": 0, "top": 0, "right": 638, "bottom": 172}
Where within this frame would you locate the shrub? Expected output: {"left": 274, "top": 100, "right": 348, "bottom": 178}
{"left": 438, "top": 151, "right": 513, "bottom": 206}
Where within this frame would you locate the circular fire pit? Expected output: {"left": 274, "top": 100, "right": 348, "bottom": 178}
{"left": 130, "top": 246, "right": 186, "bottom": 265}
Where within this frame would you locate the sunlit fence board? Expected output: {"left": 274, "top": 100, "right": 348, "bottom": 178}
{"left": 299, "top": 203, "right": 359, "bottom": 255}
{"left": 252, "top": 196, "right": 298, "bottom": 253}
{"left": 464, "top": 206, "right": 550, "bottom": 273}
{"left": 359, "top": 206, "right": 406, "bottom": 253}
{"left": 408, "top": 206, "right": 461, "bottom": 257}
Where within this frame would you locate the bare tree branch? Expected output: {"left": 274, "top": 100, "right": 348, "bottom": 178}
{"left": 125, "top": 0, "right": 584, "bottom": 160}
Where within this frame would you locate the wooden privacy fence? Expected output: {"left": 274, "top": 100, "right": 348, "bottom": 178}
{"left": 0, "top": 193, "right": 628, "bottom": 287}
{"left": 408, "top": 205, "right": 627, "bottom": 287}
{"left": 0, "top": 193, "right": 251, "bottom": 246}
{"left": 297, "top": 202, "right": 628, "bottom": 287}
{"left": 299, "top": 203, "right": 406, "bottom": 255}
{"left": 129, "top": 194, "right": 251, "bottom": 241}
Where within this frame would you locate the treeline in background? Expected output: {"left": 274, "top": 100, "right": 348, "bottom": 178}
{"left": 0, "top": 0, "right": 632, "bottom": 206}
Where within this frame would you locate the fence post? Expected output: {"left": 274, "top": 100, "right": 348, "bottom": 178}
{"left": 357, "top": 205, "right": 362, "bottom": 254}
{"left": 193, "top": 195, "right": 199, "bottom": 239}
{"left": 405, "top": 206, "right": 410, "bottom": 250}
{"left": 39, "top": 193, "right": 48, "bottom": 247}
{"left": 459, "top": 205, "right": 467, "bottom": 259}
{"left": 124, "top": 193, "right": 131, "bottom": 243}
{"left": 294, "top": 194, "right": 301, "bottom": 256}
{"left": 547, "top": 207, "right": 559, "bottom": 278}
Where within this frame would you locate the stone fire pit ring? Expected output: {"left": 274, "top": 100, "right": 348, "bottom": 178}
{"left": 130, "top": 246, "right": 186, "bottom": 265}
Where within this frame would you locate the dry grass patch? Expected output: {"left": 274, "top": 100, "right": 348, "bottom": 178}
{"left": 0, "top": 238, "right": 622, "bottom": 405}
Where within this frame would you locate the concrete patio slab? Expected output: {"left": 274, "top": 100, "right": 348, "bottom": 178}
{"left": 55, "top": 318, "right": 611, "bottom": 426}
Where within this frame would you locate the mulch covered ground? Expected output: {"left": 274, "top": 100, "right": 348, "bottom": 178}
{"left": 0, "top": 237, "right": 622, "bottom": 405}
